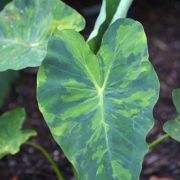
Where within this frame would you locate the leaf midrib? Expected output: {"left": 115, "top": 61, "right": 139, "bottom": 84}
{"left": 95, "top": 48, "right": 118, "bottom": 174}
{"left": 99, "top": 92, "right": 113, "bottom": 168}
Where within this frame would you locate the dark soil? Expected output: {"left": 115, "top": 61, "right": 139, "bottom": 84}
{"left": 0, "top": 0, "right": 180, "bottom": 180}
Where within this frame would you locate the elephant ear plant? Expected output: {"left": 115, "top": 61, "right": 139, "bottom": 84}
{"left": 0, "top": 0, "right": 180, "bottom": 179}
{"left": 37, "top": 19, "right": 159, "bottom": 179}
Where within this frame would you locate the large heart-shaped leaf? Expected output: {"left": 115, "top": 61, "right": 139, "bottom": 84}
{"left": 0, "top": 108, "right": 36, "bottom": 159}
{"left": 163, "top": 89, "right": 180, "bottom": 141}
{"left": 0, "top": 0, "right": 85, "bottom": 71}
{"left": 88, "top": 0, "right": 133, "bottom": 52}
{"left": 37, "top": 19, "right": 159, "bottom": 179}
{"left": 0, "top": 71, "right": 18, "bottom": 107}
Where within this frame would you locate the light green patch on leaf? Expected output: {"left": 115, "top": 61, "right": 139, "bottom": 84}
{"left": 52, "top": 1, "right": 85, "bottom": 32}
{"left": 0, "top": 0, "right": 85, "bottom": 71}
{"left": 92, "top": 145, "right": 107, "bottom": 164}
{"left": 37, "top": 19, "right": 159, "bottom": 179}
{"left": 0, "top": 108, "right": 37, "bottom": 159}
{"left": 96, "top": 164, "right": 104, "bottom": 175}
{"left": 52, "top": 121, "right": 79, "bottom": 137}
{"left": 112, "top": 160, "right": 132, "bottom": 179}
{"left": 0, "top": 71, "right": 18, "bottom": 107}
{"left": 164, "top": 89, "right": 180, "bottom": 141}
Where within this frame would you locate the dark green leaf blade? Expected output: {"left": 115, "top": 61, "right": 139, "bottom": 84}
{"left": 0, "top": 108, "right": 37, "bottom": 159}
{"left": 0, "top": 0, "right": 85, "bottom": 71}
{"left": 37, "top": 19, "right": 159, "bottom": 179}
{"left": 164, "top": 89, "right": 180, "bottom": 141}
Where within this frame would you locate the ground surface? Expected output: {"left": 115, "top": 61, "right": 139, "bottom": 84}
{"left": 0, "top": 0, "right": 180, "bottom": 180}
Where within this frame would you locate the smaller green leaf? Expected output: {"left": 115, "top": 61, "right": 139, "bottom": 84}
{"left": 163, "top": 89, "right": 180, "bottom": 141}
{"left": 0, "top": 71, "right": 18, "bottom": 107}
{"left": 0, "top": 0, "right": 85, "bottom": 71}
{"left": 0, "top": 108, "right": 37, "bottom": 159}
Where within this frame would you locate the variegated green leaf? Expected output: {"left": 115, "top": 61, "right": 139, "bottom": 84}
{"left": 0, "top": 71, "right": 18, "bottom": 107}
{"left": 88, "top": 0, "right": 133, "bottom": 53}
{"left": 0, "top": 0, "right": 85, "bottom": 71}
{"left": 37, "top": 19, "right": 159, "bottom": 179}
{"left": 0, "top": 108, "right": 37, "bottom": 159}
{"left": 164, "top": 89, "right": 180, "bottom": 141}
